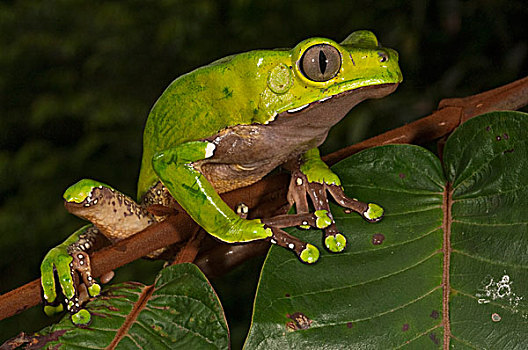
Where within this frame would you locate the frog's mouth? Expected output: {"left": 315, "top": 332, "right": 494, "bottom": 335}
{"left": 274, "top": 83, "right": 399, "bottom": 128}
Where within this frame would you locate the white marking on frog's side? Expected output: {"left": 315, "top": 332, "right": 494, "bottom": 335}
{"left": 287, "top": 104, "right": 309, "bottom": 113}
{"left": 205, "top": 143, "right": 216, "bottom": 158}
{"left": 475, "top": 273, "right": 524, "bottom": 312}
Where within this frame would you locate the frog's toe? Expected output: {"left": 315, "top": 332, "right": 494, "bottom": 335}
{"left": 324, "top": 233, "right": 347, "bottom": 253}
{"left": 72, "top": 251, "right": 100, "bottom": 297}
{"left": 314, "top": 210, "right": 332, "bottom": 229}
{"left": 87, "top": 282, "right": 101, "bottom": 297}
{"left": 299, "top": 244, "right": 320, "bottom": 264}
{"left": 41, "top": 247, "right": 76, "bottom": 303}
{"left": 40, "top": 263, "right": 58, "bottom": 304}
{"left": 44, "top": 304, "right": 64, "bottom": 317}
{"left": 71, "top": 309, "right": 92, "bottom": 326}
{"left": 363, "top": 203, "right": 384, "bottom": 222}
{"left": 267, "top": 227, "right": 320, "bottom": 264}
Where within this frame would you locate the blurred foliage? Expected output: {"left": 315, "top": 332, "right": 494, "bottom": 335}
{"left": 0, "top": 0, "right": 526, "bottom": 346}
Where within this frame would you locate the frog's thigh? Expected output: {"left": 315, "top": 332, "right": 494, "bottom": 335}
{"left": 152, "top": 141, "right": 271, "bottom": 243}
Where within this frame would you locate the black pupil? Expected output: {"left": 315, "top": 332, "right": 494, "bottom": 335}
{"left": 319, "top": 50, "right": 327, "bottom": 74}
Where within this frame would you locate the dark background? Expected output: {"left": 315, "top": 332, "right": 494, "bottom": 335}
{"left": 1, "top": 0, "right": 527, "bottom": 347}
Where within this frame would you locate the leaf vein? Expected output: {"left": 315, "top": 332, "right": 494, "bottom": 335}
{"left": 453, "top": 183, "right": 528, "bottom": 202}
{"left": 453, "top": 138, "right": 528, "bottom": 192}
{"left": 453, "top": 290, "right": 527, "bottom": 314}
{"left": 452, "top": 249, "right": 528, "bottom": 270}
{"left": 393, "top": 324, "right": 442, "bottom": 349}
{"left": 449, "top": 335, "right": 479, "bottom": 349}
{"left": 274, "top": 250, "right": 441, "bottom": 301}
{"left": 452, "top": 219, "right": 528, "bottom": 227}
{"left": 344, "top": 183, "right": 444, "bottom": 196}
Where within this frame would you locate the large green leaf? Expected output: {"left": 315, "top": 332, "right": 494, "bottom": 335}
{"left": 40, "top": 263, "right": 229, "bottom": 349}
{"left": 245, "top": 111, "right": 528, "bottom": 349}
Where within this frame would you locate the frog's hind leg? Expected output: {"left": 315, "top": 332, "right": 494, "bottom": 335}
{"left": 42, "top": 179, "right": 159, "bottom": 325}
{"left": 63, "top": 179, "right": 156, "bottom": 242}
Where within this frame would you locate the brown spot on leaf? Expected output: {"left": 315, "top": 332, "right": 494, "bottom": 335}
{"left": 402, "top": 323, "right": 409, "bottom": 331}
{"left": 503, "top": 133, "right": 509, "bottom": 140}
{"left": 429, "top": 332, "right": 440, "bottom": 345}
{"left": 399, "top": 173, "right": 406, "bottom": 179}
{"left": 346, "top": 322, "right": 353, "bottom": 328}
{"left": 285, "top": 293, "right": 290, "bottom": 297}
{"left": 286, "top": 321, "right": 297, "bottom": 332}
{"left": 372, "top": 233, "right": 385, "bottom": 245}
{"left": 496, "top": 135, "right": 502, "bottom": 141}
{"left": 503, "top": 148, "right": 514, "bottom": 154}
{"left": 430, "top": 310, "right": 439, "bottom": 319}
{"left": 285, "top": 312, "right": 313, "bottom": 331}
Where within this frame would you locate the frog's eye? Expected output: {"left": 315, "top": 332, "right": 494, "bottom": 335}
{"left": 300, "top": 44, "right": 341, "bottom": 82}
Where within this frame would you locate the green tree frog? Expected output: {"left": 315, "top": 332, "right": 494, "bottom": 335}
{"left": 40, "top": 30, "right": 402, "bottom": 325}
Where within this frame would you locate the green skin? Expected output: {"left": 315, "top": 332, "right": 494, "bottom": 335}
{"left": 40, "top": 30, "right": 402, "bottom": 325}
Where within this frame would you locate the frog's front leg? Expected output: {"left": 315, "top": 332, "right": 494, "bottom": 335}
{"left": 287, "top": 148, "right": 384, "bottom": 253}
{"left": 152, "top": 140, "right": 321, "bottom": 263}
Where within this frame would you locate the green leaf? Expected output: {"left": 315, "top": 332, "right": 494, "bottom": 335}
{"left": 40, "top": 263, "right": 229, "bottom": 349}
{"left": 245, "top": 111, "right": 528, "bottom": 349}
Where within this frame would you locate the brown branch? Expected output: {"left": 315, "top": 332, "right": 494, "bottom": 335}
{"left": 0, "top": 76, "right": 527, "bottom": 323}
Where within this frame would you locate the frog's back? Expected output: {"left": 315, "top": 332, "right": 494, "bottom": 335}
{"left": 136, "top": 50, "right": 287, "bottom": 200}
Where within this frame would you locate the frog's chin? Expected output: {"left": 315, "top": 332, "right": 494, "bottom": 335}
{"left": 284, "top": 83, "right": 399, "bottom": 115}
{"left": 275, "top": 82, "right": 399, "bottom": 130}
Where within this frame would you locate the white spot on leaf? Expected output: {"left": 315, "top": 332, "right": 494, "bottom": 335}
{"left": 475, "top": 273, "right": 524, "bottom": 311}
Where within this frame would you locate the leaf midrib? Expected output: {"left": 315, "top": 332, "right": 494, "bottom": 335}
{"left": 442, "top": 181, "right": 453, "bottom": 349}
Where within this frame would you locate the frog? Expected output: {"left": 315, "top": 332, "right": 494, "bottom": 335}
{"left": 40, "top": 30, "right": 402, "bottom": 325}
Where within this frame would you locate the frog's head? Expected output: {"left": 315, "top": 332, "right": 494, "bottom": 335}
{"left": 261, "top": 30, "right": 402, "bottom": 123}
{"left": 292, "top": 30, "right": 401, "bottom": 92}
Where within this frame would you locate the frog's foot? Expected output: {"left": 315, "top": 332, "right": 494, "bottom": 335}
{"left": 261, "top": 211, "right": 337, "bottom": 263}
{"left": 264, "top": 211, "right": 343, "bottom": 254}
{"left": 288, "top": 170, "right": 383, "bottom": 253}
{"left": 41, "top": 226, "right": 101, "bottom": 326}
{"left": 63, "top": 251, "right": 101, "bottom": 326}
